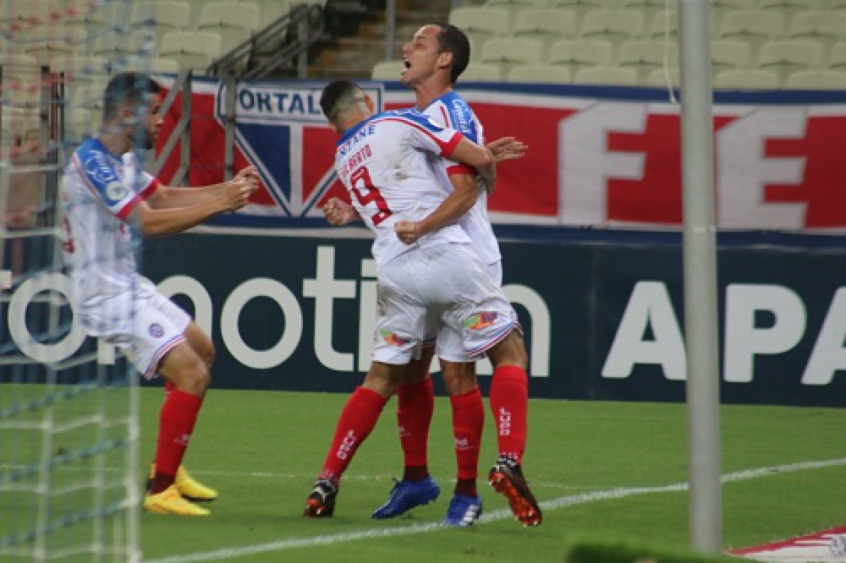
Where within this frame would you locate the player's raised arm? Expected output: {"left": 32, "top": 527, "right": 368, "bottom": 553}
{"left": 148, "top": 166, "right": 259, "bottom": 209}
{"left": 131, "top": 174, "right": 257, "bottom": 237}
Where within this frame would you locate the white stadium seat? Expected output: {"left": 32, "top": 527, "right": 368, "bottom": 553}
{"left": 573, "top": 66, "right": 638, "bottom": 85}
{"left": 508, "top": 64, "right": 572, "bottom": 83}
{"left": 579, "top": 10, "right": 645, "bottom": 49}
{"left": 512, "top": 9, "right": 578, "bottom": 48}
{"left": 159, "top": 31, "right": 223, "bottom": 71}
{"left": 714, "top": 69, "right": 780, "bottom": 89}
{"left": 479, "top": 37, "right": 545, "bottom": 74}
{"left": 785, "top": 69, "right": 846, "bottom": 89}
{"left": 547, "top": 39, "right": 613, "bottom": 74}
{"left": 449, "top": 7, "right": 512, "bottom": 60}
{"left": 460, "top": 63, "right": 504, "bottom": 81}
{"left": 757, "top": 40, "right": 824, "bottom": 76}
{"left": 371, "top": 60, "right": 405, "bottom": 81}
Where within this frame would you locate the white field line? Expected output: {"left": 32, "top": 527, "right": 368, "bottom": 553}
{"left": 144, "top": 457, "right": 846, "bottom": 563}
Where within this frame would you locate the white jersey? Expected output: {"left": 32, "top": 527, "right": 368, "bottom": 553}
{"left": 422, "top": 91, "right": 501, "bottom": 266}
{"left": 61, "top": 138, "right": 159, "bottom": 316}
{"left": 334, "top": 108, "right": 472, "bottom": 269}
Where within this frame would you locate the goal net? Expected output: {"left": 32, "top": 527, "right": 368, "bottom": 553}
{"left": 0, "top": 1, "right": 159, "bottom": 560}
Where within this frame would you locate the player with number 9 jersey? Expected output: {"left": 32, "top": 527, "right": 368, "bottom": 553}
{"left": 334, "top": 107, "right": 473, "bottom": 269}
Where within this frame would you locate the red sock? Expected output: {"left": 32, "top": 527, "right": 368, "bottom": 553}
{"left": 152, "top": 389, "right": 203, "bottom": 494}
{"left": 397, "top": 376, "right": 434, "bottom": 473}
{"left": 489, "top": 365, "right": 528, "bottom": 464}
{"left": 319, "top": 387, "right": 387, "bottom": 484}
{"left": 451, "top": 387, "right": 484, "bottom": 483}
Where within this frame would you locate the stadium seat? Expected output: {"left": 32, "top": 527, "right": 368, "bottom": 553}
{"left": 449, "top": 7, "right": 511, "bottom": 60}
{"left": 717, "top": 11, "right": 786, "bottom": 55}
{"left": 644, "top": 67, "right": 681, "bottom": 88}
{"left": 616, "top": 40, "right": 677, "bottom": 83}
{"left": 91, "top": 30, "right": 149, "bottom": 59}
{"left": 714, "top": 69, "right": 780, "bottom": 89}
{"left": 460, "top": 63, "right": 504, "bottom": 81}
{"left": 49, "top": 55, "right": 110, "bottom": 104}
{"left": 159, "top": 31, "right": 223, "bottom": 71}
{"left": 550, "top": 0, "right": 618, "bottom": 10}
{"left": 65, "top": 107, "right": 93, "bottom": 141}
{"left": 483, "top": 0, "right": 551, "bottom": 19}
{"left": 239, "top": 0, "right": 292, "bottom": 23}
{"left": 115, "top": 56, "right": 182, "bottom": 75}
{"left": 787, "top": 12, "right": 846, "bottom": 50}
{"left": 130, "top": 1, "right": 191, "bottom": 38}
{"left": 371, "top": 60, "right": 405, "bottom": 81}
{"left": 547, "top": 39, "right": 614, "bottom": 74}
{"left": 64, "top": 0, "right": 124, "bottom": 35}
{"left": 0, "top": 0, "right": 54, "bottom": 26}
{"left": 197, "top": 2, "right": 259, "bottom": 54}
{"left": 646, "top": 10, "right": 677, "bottom": 42}
{"left": 619, "top": 0, "right": 670, "bottom": 19}
{"left": 827, "top": 42, "right": 846, "bottom": 71}
{"left": 785, "top": 69, "right": 846, "bottom": 89}
{"left": 757, "top": 0, "right": 828, "bottom": 15}
{"left": 512, "top": 9, "right": 578, "bottom": 49}
{"left": 579, "top": 10, "right": 645, "bottom": 49}
{"left": 711, "top": 40, "right": 751, "bottom": 71}
{"left": 757, "top": 40, "right": 824, "bottom": 77}
{"left": 573, "top": 66, "right": 638, "bottom": 85}
{"left": 21, "top": 26, "right": 87, "bottom": 66}
{"left": 71, "top": 84, "right": 105, "bottom": 113}
{"left": 0, "top": 54, "right": 40, "bottom": 111}
{"left": 479, "top": 37, "right": 545, "bottom": 75}
{"left": 507, "top": 64, "right": 572, "bottom": 83}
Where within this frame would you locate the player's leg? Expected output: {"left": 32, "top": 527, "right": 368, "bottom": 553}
{"left": 485, "top": 331, "right": 542, "bottom": 527}
{"left": 304, "top": 361, "right": 403, "bottom": 517}
{"left": 449, "top": 246, "right": 541, "bottom": 526}
{"left": 439, "top": 358, "right": 484, "bottom": 526}
{"left": 152, "top": 321, "right": 219, "bottom": 503}
{"left": 372, "top": 345, "right": 441, "bottom": 519}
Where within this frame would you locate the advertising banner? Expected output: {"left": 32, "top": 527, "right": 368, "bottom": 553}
{"left": 156, "top": 78, "right": 846, "bottom": 231}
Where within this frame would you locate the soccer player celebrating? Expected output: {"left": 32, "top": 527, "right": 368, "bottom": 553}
{"left": 61, "top": 72, "right": 259, "bottom": 516}
{"left": 305, "top": 80, "right": 541, "bottom": 528}
{"left": 323, "top": 24, "right": 540, "bottom": 527}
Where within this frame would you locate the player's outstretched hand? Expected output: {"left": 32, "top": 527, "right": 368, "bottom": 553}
{"left": 223, "top": 176, "right": 257, "bottom": 211}
{"left": 234, "top": 165, "right": 260, "bottom": 182}
{"left": 487, "top": 137, "right": 528, "bottom": 163}
{"left": 394, "top": 220, "right": 420, "bottom": 245}
{"left": 323, "top": 197, "right": 359, "bottom": 226}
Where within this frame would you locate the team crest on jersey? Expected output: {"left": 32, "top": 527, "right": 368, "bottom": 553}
{"left": 105, "top": 181, "right": 127, "bottom": 202}
{"left": 214, "top": 81, "right": 384, "bottom": 218}
{"left": 464, "top": 312, "right": 498, "bottom": 331}
{"left": 380, "top": 330, "right": 409, "bottom": 347}
{"left": 148, "top": 323, "right": 164, "bottom": 338}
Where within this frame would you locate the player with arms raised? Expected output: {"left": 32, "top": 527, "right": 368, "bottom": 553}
{"left": 61, "top": 71, "right": 259, "bottom": 516}
{"left": 305, "top": 80, "right": 539, "bottom": 527}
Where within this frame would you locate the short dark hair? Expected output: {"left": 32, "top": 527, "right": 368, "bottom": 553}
{"left": 435, "top": 24, "right": 470, "bottom": 84}
{"left": 320, "top": 79, "right": 363, "bottom": 123}
{"left": 102, "top": 71, "right": 161, "bottom": 121}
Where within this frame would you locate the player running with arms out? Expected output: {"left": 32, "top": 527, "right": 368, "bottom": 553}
{"left": 61, "top": 72, "right": 259, "bottom": 516}
{"left": 324, "top": 23, "right": 542, "bottom": 527}
{"left": 304, "top": 80, "right": 537, "bottom": 526}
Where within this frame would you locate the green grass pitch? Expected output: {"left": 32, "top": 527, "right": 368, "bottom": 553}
{"left": 137, "top": 387, "right": 846, "bottom": 562}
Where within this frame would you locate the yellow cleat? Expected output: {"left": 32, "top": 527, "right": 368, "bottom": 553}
{"left": 175, "top": 466, "right": 218, "bottom": 502}
{"left": 143, "top": 485, "right": 210, "bottom": 516}
{"left": 147, "top": 464, "right": 218, "bottom": 502}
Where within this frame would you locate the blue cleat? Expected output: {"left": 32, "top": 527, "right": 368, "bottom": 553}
{"left": 442, "top": 493, "right": 482, "bottom": 527}
{"left": 372, "top": 476, "right": 441, "bottom": 519}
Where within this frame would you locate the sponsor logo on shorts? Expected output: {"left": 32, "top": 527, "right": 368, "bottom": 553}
{"left": 149, "top": 323, "right": 164, "bottom": 338}
{"left": 380, "top": 330, "right": 408, "bottom": 346}
{"left": 464, "top": 312, "right": 498, "bottom": 331}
